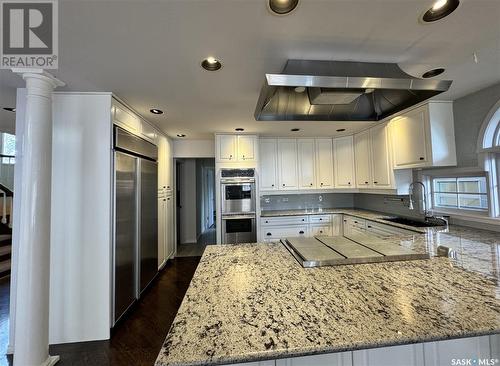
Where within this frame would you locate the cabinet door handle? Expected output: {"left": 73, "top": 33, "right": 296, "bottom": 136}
{"left": 374, "top": 181, "right": 378, "bottom": 184}
{"left": 419, "top": 157, "right": 425, "bottom": 161}
{"left": 310, "top": 183, "right": 313, "bottom": 186}
{"left": 265, "top": 220, "right": 269, "bottom": 223}
{"left": 364, "top": 181, "right": 368, "bottom": 184}
{"left": 299, "top": 231, "right": 304, "bottom": 234}
{"left": 343, "top": 220, "right": 347, "bottom": 222}
{"left": 354, "top": 221, "right": 358, "bottom": 224}
{"left": 348, "top": 182, "right": 351, "bottom": 185}
{"left": 320, "top": 182, "right": 323, "bottom": 186}
{"left": 282, "top": 184, "right": 286, "bottom": 187}
{"left": 319, "top": 218, "right": 323, "bottom": 221}
{"left": 266, "top": 232, "right": 272, "bottom": 236}
{"left": 301, "top": 219, "right": 305, "bottom": 221}
{"left": 367, "top": 225, "right": 372, "bottom": 228}
{"left": 271, "top": 184, "right": 275, "bottom": 187}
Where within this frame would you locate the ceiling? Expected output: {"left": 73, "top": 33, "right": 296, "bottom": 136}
{"left": 1, "top": 0, "right": 499, "bottom": 139}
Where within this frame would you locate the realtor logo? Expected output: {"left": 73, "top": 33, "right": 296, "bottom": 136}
{"left": 1, "top": 0, "right": 58, "bottom": 69}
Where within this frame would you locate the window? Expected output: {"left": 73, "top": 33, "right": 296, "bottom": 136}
{"left": 432, "top": 176, "right": 489, "bottom": 212}
{"left": 1, "top": 133, "right": 15, "bottom": 164}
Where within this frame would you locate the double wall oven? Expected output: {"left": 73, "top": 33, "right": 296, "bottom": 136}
{"left": 220, "top": 169, "right": 257, "bottom": 244}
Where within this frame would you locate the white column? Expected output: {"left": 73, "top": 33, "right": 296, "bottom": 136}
{"left": 11, "top": 69, "right": 64, "bottom": 366}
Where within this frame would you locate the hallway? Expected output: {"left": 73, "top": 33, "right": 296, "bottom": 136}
{"left": 176, "top": 227, "right": 216, "bottom": 257}
{"left": 0, "top": 257, "right": 201, "bottom": 366}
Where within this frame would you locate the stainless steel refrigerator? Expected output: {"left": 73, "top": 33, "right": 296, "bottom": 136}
{"left": 113, "top": 126, "right": 158, "bottom": 325}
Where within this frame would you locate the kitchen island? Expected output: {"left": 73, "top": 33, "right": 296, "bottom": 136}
{"left": 156, "top": 212, "right": 500, "bottom": 366}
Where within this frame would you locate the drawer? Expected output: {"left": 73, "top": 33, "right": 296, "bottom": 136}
{"left": 343, "top": 216, "right": 366, "bottom": 229}
{"left": 262, "top": 225, "right": 308, "bottom": 240}
{"left": 261, "top": 216, "right": 308, "bottom": 226}
{"left": 310, "top": 224, "right": 332, "bottom": 236}
{"left": 309, "top": 215, "right": 332, "bottom": 224}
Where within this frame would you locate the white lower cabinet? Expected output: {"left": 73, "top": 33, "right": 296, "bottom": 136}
{"left": 238, "top": 335, "right": 499, "bottom": 366}
{"left": 158, "top": 193, "right": 175, "bottom": 267}
{"left": 353, "top": 344, "right": 424, "bottom": 366}
{"left": 343, "top": 215, "right": 415, "bottom": 238}
{"left": 276, "top": 352, "right": 353, "bottom": 366}
{"left": 310, "top": 224, "right": 332, "bottom": 236}
{"left": 260, "top": 214, "right": 343, "bottom": 241}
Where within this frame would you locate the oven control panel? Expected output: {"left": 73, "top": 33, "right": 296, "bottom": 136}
{"left": 221, "top": 168, "right": 255, "bottom": 178}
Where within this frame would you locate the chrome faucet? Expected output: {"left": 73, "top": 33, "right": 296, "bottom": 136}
{"left": 408, "top": 181, "right": 429, "bottom": 217}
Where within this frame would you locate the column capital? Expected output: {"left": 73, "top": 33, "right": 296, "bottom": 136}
{"left": 12, "top": 68, "right": 65, "bottom": 90}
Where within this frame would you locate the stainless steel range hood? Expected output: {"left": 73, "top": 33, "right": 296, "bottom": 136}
{"left": 254, "top": 60, "right": 452, "bottom": 121}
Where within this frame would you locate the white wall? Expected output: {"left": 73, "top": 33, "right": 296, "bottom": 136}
{"left": 173, "top": 139, "right": 214, "bottom": 158}
{"left": 179, "top": 159, "right": 197, "bottom": 244}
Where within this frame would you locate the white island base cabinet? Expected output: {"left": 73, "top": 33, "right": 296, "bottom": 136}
{"left": 227, "top": 334, "right": 500, "bottom": 366}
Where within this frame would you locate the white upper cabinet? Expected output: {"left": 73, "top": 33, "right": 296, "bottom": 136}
{"left": 140, "top": 121, "right": 158, "bottom": 144}
{"left": 216, "top": 134, "right": 258, "bottom": 163}
{"left": 238, "top": 135, "right": 256, "bottom": 161}
{"left": 390, "top": 101, "right": 456, "bottom": 169}
{"left": 334, "top": 136, "right": 355, "bottom": 188}
{"left": 278, "top": 139, "right": 298, "bottom": 190}
{"left": 354, "top": 130, "right": 372, "bottom": 188}
{"left": 370, "top": 123, "right": 392, "bottom": 188}
{"left": 260, "top": 139, "right": 278, "bottom": 190}
{"left": 315, "top": 138, "right": 334, "bottom": 189}
{"left": 297, "top": 139, "right": 316, "bottom": 189}
{"left": 158, "top": 134, "right": 173, "bottom": 190}
{"left": 112, "top": 100, "right": 157, "bottom": 144}
{"left": 113, "top": 102, "right": 141, "bottom": 134}
{"left": 216, "top": 135, "right": 237, "bottom": 162}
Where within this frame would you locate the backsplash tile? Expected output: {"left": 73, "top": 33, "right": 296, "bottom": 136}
{"left": 260, "top": 193, "right": 354, "bottom": 211}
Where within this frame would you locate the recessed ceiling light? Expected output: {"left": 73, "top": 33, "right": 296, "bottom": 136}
{"left": 150, "top": 108, "right": 163, "bottom": 115}
{"left": 235, "top": 128, "right": 244, "bottom": 132}
{"left": 268, "top": 0, "right": 299, "bottom": 15}
{"left": 291, "top": 128, "right": 300, "bottom": 132}
{"left": 336, "top": 128, "right": 346, "bottom": 132}
{"left": 201, "top": 57, "right": 222, "bottom": 71}
{"left": 176, "top": 134, "right": 186, "bottom": 138}
{"left": 2, "top": 107, "right": 15, "bottom": 112}
{"left": 421, "top": 0, "right": 459, "bottom": 22}
{"left": 422, "top": 68, "right": 445, "bottom": 78}
{"left": 294, "top": 86, "right": 306, "bottom": 93}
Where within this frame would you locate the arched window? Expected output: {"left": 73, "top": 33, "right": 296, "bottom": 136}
{"left": 478, "top": 100, "right": 500, "bottom": 152}
{"left": 477, "top": 99, "right": 500, "bottom": 217}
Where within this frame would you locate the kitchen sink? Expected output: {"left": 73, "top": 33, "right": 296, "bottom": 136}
{"left": 382, "top": 217, "right": 447, "bottom": 228}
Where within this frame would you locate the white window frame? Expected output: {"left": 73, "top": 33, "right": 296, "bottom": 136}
{"left": 429, "top": 173, "right": 490, "bottom": 215}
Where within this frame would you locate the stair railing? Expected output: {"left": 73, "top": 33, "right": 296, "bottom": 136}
{"left": 0, "top": 189, "right": 6, "bottom": 225}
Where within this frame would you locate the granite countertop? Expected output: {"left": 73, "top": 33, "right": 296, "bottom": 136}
{"left": 156, "top": 217, "right": 500, "bottom": 366}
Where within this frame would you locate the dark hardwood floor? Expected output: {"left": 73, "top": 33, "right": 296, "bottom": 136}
{"left": 0, "top": 256, "right": 201, "bottom": 366}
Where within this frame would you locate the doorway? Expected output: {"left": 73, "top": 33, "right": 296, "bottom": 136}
{"left": 175, "top": 158, "right": 216, "bottom": 257}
